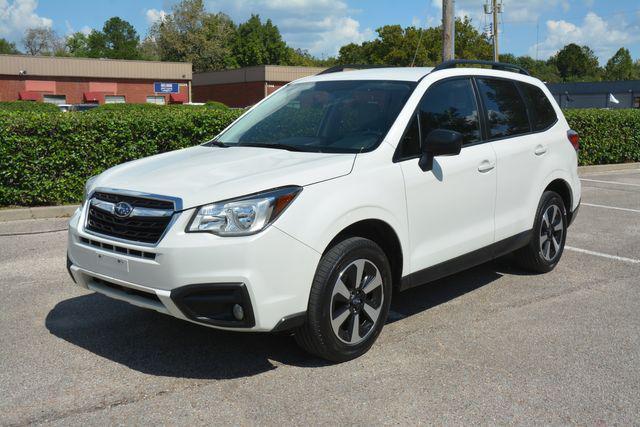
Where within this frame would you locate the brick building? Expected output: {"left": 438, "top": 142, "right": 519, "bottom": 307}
{"left": 0, "top": 54, "right": 192, "bottom": 105}
{"left": 192, "top": 65, "right": 326, "bottom": 107}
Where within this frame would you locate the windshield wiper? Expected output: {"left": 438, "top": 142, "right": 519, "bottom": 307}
{"left": 204, "top": 139, "right": 228, "bottom": 148}
{"left": 235, "top": 142, "right": 319, "bottom": 152}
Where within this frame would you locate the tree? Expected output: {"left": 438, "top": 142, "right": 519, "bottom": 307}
{"left": 138, "top": 36, "right": 161, "bottom": 61}
{"left": 499, "top": 53, "right": 560, "bottom": 83}
{"left": 232, "top": 15, "right": 289, "bottom": 66}
{"left": 0, "top": 38, "right": 20, "bottom": 54}
{"left": 22, "top": 27, "right": 60, "bottom": 55}
{"left": 336, "top": 17, "right": 491, "bottom": 66}
{"left": 66, "top": 32, "right": 90, "bottom": 57}
{"left": 151, "top": 0, "right": 237, "bottom": 72}
{"left": 604, "top": 47, "right": 635, "bottom": 80}
{"left": 86, "top": 17, "right": 140, "bottom": 59}
{"left": 553, "top": 43, "right": 601, "bottom": 81}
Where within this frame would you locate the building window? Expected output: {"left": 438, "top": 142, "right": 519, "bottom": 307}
{"left": 146, "top": 96, "right": 166, "bottom": 105}
{"left": 104, "top": 95, "right": 126, "bottom": 104}
{"left": 43, "top": 95, "right": 66, "bottom": 105}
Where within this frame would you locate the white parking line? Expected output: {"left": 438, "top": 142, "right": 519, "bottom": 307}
{"left": 580, "top": 178, "right": 640, "bottom": 187}
{"left": 565, "top": 246, "right": 640, "bottom": 264}
{"left": 582, "top": 203, "right": 640, "bottom": 214}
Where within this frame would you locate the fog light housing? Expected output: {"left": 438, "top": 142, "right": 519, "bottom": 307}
{"left": 170, "top": 283, "right": 255, "bottom": 328}
{"left": 232, "top": 304, "right": 244, "bottom": 321}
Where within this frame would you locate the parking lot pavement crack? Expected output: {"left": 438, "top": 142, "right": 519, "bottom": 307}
{"left": 12, "top": 382, "right": 209, "bottom": 426}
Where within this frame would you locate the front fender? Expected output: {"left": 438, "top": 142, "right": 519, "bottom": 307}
{"left": 274, "top": 154, "right": 410, "bottom": 276}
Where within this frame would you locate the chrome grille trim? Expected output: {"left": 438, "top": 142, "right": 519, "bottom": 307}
{"left": 83, "top": 188, "right": 183, "bottom": 247}
{"left": 90, "top": 199, "right": 174, "bottom": 218}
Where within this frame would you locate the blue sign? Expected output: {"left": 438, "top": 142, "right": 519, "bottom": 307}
{"left": 154, "top": 82, "right": 179, "bottom": 94}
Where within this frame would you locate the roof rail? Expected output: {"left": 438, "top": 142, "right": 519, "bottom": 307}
{"left": 432, "top": 59, "right": 530, "bottom": 76}
{"left": 318, "top": 64, "right": 391, "bottom": 75}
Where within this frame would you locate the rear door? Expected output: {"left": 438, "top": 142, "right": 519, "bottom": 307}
{"left": 476, "top": 77, "right": 557, "bottom": 241}
{"left": 398, "top": 77, "right": 497, "bottom": 274}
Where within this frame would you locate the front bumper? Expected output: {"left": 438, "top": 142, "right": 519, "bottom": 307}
{"left": 66, "top": 205, "right": 320, "bottom": 331}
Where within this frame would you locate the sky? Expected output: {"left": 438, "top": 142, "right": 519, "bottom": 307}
{"left": 1, "top": 0, "right": 639, "bottom": 64}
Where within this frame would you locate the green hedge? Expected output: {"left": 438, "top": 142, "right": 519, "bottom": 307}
{"left": 0, "top": 108, "right": 638, "bottom": 207}
{"left": 563, "top": 109, "right": 640, "bottom": 166}
{"left": 204, "top": 101, "right": 229, "bottom": 110}
{"left": 0, "top": 108, "right": 242, "bottom": 206}
{"left": 0, "top": 101, "right": 60, "bottom": 113}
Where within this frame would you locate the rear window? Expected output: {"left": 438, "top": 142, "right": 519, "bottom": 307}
{"left": 476, "top": 78, "right": 530, "bottom": 139}
{"left": 519, "top": 83, "right": 557, "bottom": 131}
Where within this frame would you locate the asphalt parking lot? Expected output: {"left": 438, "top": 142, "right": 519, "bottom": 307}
{"left": 1, "top": 168, "right": 639, "bottom": 425}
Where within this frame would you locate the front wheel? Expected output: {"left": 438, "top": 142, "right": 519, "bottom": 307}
{"left": 514, "top": 191, "right": 567, "bottom": 273}
{"left": 295, "top": 237, "right": 392, "bottom": 362}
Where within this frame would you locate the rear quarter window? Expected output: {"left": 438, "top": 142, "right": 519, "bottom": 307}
{"left": 519, "top": 83, "right": 558, "bottom": 131}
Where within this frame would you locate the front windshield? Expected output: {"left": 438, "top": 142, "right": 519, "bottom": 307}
{"left": 214, "top": 80, "right": 416, "bottom": 153}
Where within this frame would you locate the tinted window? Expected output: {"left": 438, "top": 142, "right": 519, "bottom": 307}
{"left": 419, "top": 78, "right": 481, "bottom": 145}
{"left": 397, "top": 114, "right": 420, "bottom": 158}
{"left": 519, "top": 83, "right": 557, "bottom": 131}
{"left": 476, "top": 78, "right": 530, "bottom": 138}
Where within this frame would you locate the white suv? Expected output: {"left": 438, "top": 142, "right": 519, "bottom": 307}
{"left": 67, "top": 60, "right": 581, "bottom": 362}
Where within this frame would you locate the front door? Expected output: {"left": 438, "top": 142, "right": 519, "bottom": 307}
{"left": 397, "top": 77, "right": 497, "bottom": 277}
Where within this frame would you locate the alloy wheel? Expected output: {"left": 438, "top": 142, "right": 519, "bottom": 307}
{"left": 539, "top": 204, "right": 564, "bottom": 262}
{"left": 330, "top": 259, "right": 384, "bottom": 345}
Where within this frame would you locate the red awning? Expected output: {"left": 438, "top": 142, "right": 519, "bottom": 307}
{"left": 19, "top": 91, "right": 40, "bottom": 101}
{"left": 170, "top": 93, "right": 188, "bottom": 103}
{"left": 83, "top": 92, "right": 103, "bottom": 103}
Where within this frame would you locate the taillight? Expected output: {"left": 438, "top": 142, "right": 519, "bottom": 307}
{"left": 567, "top": 130, "right": 579, "bottom": 151}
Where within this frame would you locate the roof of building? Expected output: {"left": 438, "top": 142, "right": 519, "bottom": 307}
{"left": 193, "top": 65, "right": 327, "bottom": 86}
{"left": 0, "top": 54, "right": 192, "bottom": 80}
{"left": 193, "top": 64, "right": 557, "bottom": 87}
{"left": 546, "top": 80, "right": 640, "bottom": 94}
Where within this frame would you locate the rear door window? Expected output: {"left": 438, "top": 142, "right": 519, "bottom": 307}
{"left": 476, "top": 78, "right": 530, "bottom": 139}
{"left": 519, "top": 83, "right": 557, "bottom": 131}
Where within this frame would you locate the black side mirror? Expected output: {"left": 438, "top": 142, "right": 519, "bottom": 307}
{"left": 418, "top": 129, "right": 463, "bottom": 172}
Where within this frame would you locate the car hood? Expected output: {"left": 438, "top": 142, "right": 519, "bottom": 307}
{"left": 91, "top": 145, "right": 355, "bottom": 209}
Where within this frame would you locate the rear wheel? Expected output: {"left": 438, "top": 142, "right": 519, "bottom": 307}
{"left": 514, "top": 191, "right": 567, "bottom": 273}
{"left": 294, "top": 237, "right": 392, "bottom": 362}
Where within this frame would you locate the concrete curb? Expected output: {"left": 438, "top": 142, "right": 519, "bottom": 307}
{"left": 0, "top": 162, "right": 638, "bottom": 222}
{"left": 578, "top": 162, "right": 640, "bottom": 174}
{"left": 0, "top": 205, "right": 79, "bottom": 222}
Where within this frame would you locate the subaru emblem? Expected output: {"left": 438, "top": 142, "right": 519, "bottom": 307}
{"left": 114, "top": 201, "right": 133, "bottom": 218}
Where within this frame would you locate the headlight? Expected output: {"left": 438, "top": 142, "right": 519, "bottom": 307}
{"left": 187, "top": 186, "right": 301, "bottom": 236}
{"left": 83, "top": 175, "right": 98, "bottom": 204}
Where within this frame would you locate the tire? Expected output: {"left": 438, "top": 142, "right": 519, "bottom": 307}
{"left": 514, "top": 191, "right": 567, "bottom": 273}
{"left": 294, "top": 237, "right": 392, "bottom": 362}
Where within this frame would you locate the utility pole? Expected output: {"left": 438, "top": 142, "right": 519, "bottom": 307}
{"left": 492, "top": 0, "right": 498, "bottom": 61}
{"left": 484, "top": 0, "right": 502, "bottom": 61}
{"left": 442, "top": 0, "right": 454, "bottom": 62}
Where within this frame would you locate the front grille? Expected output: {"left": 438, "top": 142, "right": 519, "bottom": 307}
{"left": 85, "top": 192, "right": 174, "bottom": 244}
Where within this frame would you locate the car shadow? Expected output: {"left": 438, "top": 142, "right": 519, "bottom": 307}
{"left": 388, "top": 255, "right": 525, "bottom": 322}
{"left": 46, "top": 257, "right": 529, "bottom": 379}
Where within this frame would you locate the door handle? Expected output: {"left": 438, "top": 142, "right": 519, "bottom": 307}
{"left": 534, "top": 145, "right": 548, "bottom": 156}
{"left": 477, "top": 160, "right": 495, "bottom": 173}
